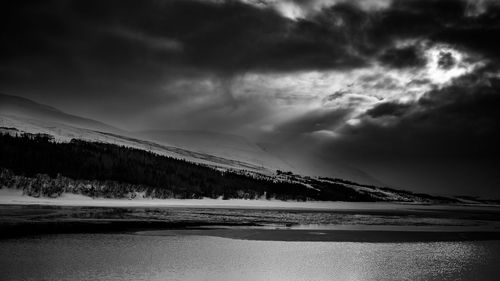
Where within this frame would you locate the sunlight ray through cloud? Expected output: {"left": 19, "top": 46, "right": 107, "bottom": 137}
{"left": 230, "top": 42, "right": 484, "bottom": 136}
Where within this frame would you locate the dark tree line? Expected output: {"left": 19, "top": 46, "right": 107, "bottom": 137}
{"left": 0, "top": 133, "right": 380, "bottom": 201}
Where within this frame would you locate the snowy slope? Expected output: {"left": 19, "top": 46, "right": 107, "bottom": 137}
{"left": 0, "top": 93, "right": 377, "bottom": 183}
{"left": 259, "top": 142, "right": 384, "bottom": 187}
{"left": 0, "top": 94, "right": 290, "bottom": 174}
{"left": 0, "top": 93, "right": 120, "bottom": 133}
{"left": 1, "top": 94, "right": 470, "bottom": 203}
{"left": 138, "top": 130, "right": 293, "bottom": 173}
{"left": 0, "top": 115, "right": 281, "bottom": 173}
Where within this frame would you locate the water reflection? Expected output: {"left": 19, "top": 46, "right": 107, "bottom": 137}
{"left": 1, "top": 234, "right": 499, "bottom": 281}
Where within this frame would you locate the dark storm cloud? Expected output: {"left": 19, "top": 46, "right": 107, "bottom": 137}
{"left": 273, "top": 0, "right": 500, "bottom": 183}
{"left": 2, "top": 0, "right": 500, "bottom": 90}
{"left": 3, "top": 0, "right": 500, "bottom": 72}
{"left": 304, "top": 74, "right": 500, "bottom": 196}
{"left": 338, "top": 74, "right": 500, "bottom": 160}
{"left": 0, "top": 0, "right": 368, "bottom": 76}
{"left": 1, "top": 0, "right": 499, "bottom": 131}
{"left": 368, "top": 0, "right": 500, "bottom": 65}
{"left": 437, "top": 51, "right": 456, "bottom": 70}
{"left": 366, "top": 102, "right": 412, "bottom": 118}
{"left": 0, "top": 0, "right": 374, "bottom": 125}
{"left": 378, "top": 46, "right": 426, "bottom": 68}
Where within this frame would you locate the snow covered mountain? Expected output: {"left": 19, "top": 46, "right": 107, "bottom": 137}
{"left": 0, "top": 93, "right": 480, "bottom": 203}
{"left": 137, "top": 130, "right": 292, "bottom": 173}
{"left": 0, "top": 93, "right": 381, "bottom": 184}
{"left": 0, "top": 93, "right": 289, "bottom": 174}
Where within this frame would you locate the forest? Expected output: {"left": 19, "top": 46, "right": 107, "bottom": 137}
{"left": 0, "top": 133, "right": 378, "bottom": 201}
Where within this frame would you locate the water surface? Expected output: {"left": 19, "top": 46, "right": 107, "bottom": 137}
{"left": 1, "top": 233, "right": 500, "bottom": 281}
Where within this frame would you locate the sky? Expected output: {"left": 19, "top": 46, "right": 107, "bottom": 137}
{"left": 1, "top": 0, "right": 500, "bottom": 197}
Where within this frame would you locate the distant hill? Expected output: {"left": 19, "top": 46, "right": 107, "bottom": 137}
{"left": 0, "top": 93, "right": 120, "bottom": 133}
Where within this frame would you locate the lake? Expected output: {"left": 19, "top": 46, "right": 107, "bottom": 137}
{"left": 1, "top": 233, "right": 500, "bottom": 281}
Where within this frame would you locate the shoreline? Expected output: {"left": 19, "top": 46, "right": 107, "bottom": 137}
{"left": 3, "top": 220, "right": 500, "bottom": 242}
{"left": 1, "top": 189, "right": 499, "bottom": 211}
{"left": 2, "top": 190, "right": 500, "bottom": 242}
{"left": 1, "top": 203, "right": 499, "bottom": 242}
{"left": 2, "top": 219, "right": 500, "bottom": 242}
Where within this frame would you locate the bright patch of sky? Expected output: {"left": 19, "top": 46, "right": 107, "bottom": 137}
{"left": 239, "top": 0, "right": 500, "bottom": 20}
{"left": 241, "top": 0, "right": 393, "bottom": 20}
{"left": 229, "top": 42, "right": 484, "bottom": 134}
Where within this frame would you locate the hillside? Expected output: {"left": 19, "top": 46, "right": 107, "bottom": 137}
{"left": 0, "top": 132, "right": 373, "bottom": 201}
{"left": 0, "top": 93, "right": 382, "bottom": 184}
{"left": 0, "top": 93, "right": 488, "bottom": 203}
{"left": 0, "top": 132, "right": 471, "bottom": 203}
{"left": 0, "top": 94, "right": 285, "bottom": 174}
{"left": 138, "top": 130, "right": 292, "bottom": 172}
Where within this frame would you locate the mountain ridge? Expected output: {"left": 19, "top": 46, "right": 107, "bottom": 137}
{"left": 0, "top": 93, "right": 121, "bottom": 133}
{"left": 1, "top": 92, "right": 384, "bottom": 189}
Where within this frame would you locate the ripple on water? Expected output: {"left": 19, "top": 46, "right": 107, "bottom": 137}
{"left": 1, "top": 234, "right": 500, "bottom": 281}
